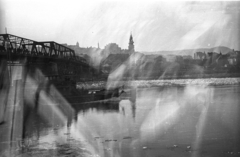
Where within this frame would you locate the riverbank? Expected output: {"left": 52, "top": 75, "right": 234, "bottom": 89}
{"left": 78, "top": 77, "right": 240, "bottom": 90}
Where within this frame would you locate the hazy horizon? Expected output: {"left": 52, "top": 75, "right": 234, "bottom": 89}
{"left": 1, "top": 1, "right": 240, "bottom": 52}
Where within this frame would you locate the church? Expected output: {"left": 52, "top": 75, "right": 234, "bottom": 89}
{"left": 100, "top": 34, "right": 136, "bottom": 73}
{"left": 128, "top": 33, "right": 135, "bottom": 53}
{"left": 104, "top": 33, "right": 135, "bottom": 55}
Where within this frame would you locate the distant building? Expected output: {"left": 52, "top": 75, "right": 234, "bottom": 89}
{"left": 182, "top": 55, "right": 193, "bottom": 60}
{"left": 207, "top": 52, "right": 219, "bottom": 64}
{"left": 194, "top": 52, "right": 207, "bottom": 60}
{"left": 202, "top": 52, "right": 230, "bottom": 68}
{"left": 65, "top": 42, "right": 101, "bottom": 56}
{"left": 101, "top": 53, "right": 130, "bottom": 73}
{"left": 100, "top": 34, "right": 136, "bottom": 72}
{"left": 165, "top": 55, "right": 177, "bottom": 62}
{"left": 228, "top": 49, "right": 240, "bottom": 65}
{"left": 102, "top": 33, "right": 136, "bottom": 56}
{"left": 104, "top": 43, "right": 122, "bottom": 55}
{"left": 62, "top": 42, "right": 104, "bottom": 66}
{"left": 216, "top": 54, "right": 229, "bottom": 68}
{"left": 128, "top": 33, "right": 135, "bottom": 53}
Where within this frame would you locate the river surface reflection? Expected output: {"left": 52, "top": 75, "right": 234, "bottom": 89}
{"left": 24, "top": 84, "right": 240, "bottom": 157}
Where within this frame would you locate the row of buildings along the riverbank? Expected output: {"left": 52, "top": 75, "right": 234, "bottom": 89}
{"left": 63, "top": 34, "right": 240, "bottom": 78}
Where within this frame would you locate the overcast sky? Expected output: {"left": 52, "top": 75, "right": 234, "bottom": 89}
{"left": 1, "top": 0, "right": 240, "bottom": 52}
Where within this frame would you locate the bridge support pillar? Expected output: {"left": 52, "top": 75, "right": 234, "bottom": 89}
{"left": 0, "top": 65, "right": 24, "bottom": 155}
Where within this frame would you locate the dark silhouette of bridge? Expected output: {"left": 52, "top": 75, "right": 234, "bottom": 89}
{"left": 0, "top": 33, "right": 97, "bottom": 83}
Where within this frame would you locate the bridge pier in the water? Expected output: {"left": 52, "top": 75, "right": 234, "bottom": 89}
{"left": 0, "top": 63, "right": 24, "bottom": 155}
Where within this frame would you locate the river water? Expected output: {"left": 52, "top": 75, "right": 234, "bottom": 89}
{"left": 22, "top": 80, "right": 240, "bottom": 157}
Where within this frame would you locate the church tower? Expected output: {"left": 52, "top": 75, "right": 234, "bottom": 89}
{"left": 128, "top": 33, "right": 135, "bottom": 52}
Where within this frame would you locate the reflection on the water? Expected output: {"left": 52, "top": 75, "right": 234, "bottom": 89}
{"left": 1, "top": 70, "right": 240, "bottom": 157}
{"left": 18, "top": 84, "right": 240, "bottom": 157}
{"left": 74, "top": 101, "right": 120, "bottom": 114}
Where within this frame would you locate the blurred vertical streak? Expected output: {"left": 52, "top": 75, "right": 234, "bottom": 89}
{"left": 192, "top": 88, "right": 212, "bottom": 157}
{"left": 0, "top": 0, "right": 6, "bottom": 122}
{"left": 23, "top": 69, "right": 75, "bottom": 127}
{"left": 0, "top": 60, "right": 9, "bottom": 123}
{"left": 0, "top": 58, "right": 10, "bottom": 155}
{"left": 0, "top": 0, "right": 7, "bottom": 120}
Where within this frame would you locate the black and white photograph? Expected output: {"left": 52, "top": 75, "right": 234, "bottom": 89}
{"left": 0, "top": 0, "right": 240, "bottom": 156}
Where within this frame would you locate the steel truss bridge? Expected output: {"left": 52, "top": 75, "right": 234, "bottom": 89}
{"left": 0, "top": 34, "right": 104, "bottom": 153}
{"left": 0, "top": 34, "right": 97, "bottom": 83}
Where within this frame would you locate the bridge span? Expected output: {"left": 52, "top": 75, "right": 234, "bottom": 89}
{"left": 0, "top": 33, "right": 99, "bottom": 83}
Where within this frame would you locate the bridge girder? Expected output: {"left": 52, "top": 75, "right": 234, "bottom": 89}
{"left": 0, "top": 34, "right": 88, "bottom": 64}
{"left": 0, "top": 33, "right": 101, "bottom": 83}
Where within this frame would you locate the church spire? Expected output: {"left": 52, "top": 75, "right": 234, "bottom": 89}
{"left": 128, "top": 33, "right": 135, "bottom": 52}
